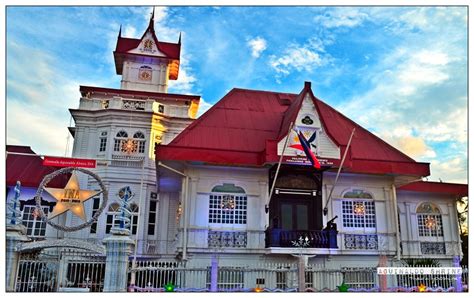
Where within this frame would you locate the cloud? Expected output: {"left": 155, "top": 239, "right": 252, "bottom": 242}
{"left": 269, "top": 38, "right": 331, "bottom": 76}
{"left": 314, "top": 8, "right": 369, "bottom": 28}
{"left": 247, "top": 36, "right": 267, "bottom": 58}
{"left": 196, "top": 97, "right": 213, "bottom": 118}
{"left": 429, "top": 157, "right": 467, "bottom": 184}
{"left": 168, "top": 50, "right": 198, "bottom": 95}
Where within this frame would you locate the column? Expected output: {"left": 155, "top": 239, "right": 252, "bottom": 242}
{"left": 103, "top": 229, "right": 134, "bottom": 292}
{"left": 6, "top": 224, "right": 29, "bottom": 292}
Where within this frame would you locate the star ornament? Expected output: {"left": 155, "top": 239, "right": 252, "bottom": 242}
{"left": 44, "top": 171, "right": 101, "bottom": 221}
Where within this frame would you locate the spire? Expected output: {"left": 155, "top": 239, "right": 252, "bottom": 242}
{"left": 148, "top": 7, "right": 155, "bottom": 32}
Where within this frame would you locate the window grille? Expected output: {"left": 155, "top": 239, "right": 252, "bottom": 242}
{"left": 22, "top": 205, "right": 49, "bottom": 237}
{"left": 209, "top": 194, "right": 247, "bottom": 224}
{"left": 342, "top": 200, "right": 376, "bottom": 228}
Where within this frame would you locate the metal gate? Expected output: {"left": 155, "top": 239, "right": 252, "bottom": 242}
{"left": 15, "top": 248, "right": 106, "bottom": 292}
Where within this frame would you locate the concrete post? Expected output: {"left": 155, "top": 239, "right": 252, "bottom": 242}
{"left": 210, "top": 254, "right": 218, "bottom": 292}
{"left": 6, "top": 224, "right": 29, "bottom": 292}
{"left": 378, "top": 254, "right": 387, "bottom": 292}
{"left": 103, "top": 228, "right": 134, "bottom": 292}
{"left": 453, "top": 256, "right": 462, "bottom": 292}
{"left": 297, "top": 256, "right": 306, "bottom": 292}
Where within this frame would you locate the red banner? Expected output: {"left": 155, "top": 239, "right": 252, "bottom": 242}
{"left": 43, "top": 156, "right": 97, "bottom": 168}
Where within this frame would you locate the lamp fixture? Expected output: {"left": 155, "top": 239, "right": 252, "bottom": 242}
{"left": 220, "top": 195, "right": 235, "bottom": 212}
{"left": 424, "top": 216, "right": 437, "bottom": 230}
{"left": 353, "top": 202, "right": 366, "bottom": 216}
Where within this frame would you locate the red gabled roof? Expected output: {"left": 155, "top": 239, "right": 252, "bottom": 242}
{"left": 155, "top": 82, "right": 430, "bottom": 176}
{"left": 6, "top": 146, "right": 69, "bottom": 188}
{"left": 113, "top": 12, "right": 181, "bottom": 76}
{"left": 399, "top": 181, "right": 468, "bottom": 197}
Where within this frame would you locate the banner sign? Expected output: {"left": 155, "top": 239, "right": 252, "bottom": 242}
{"left": 283, "top": 156, "right": 337, "bottom": 167}
{"left": 43, "top": 156, "right": 97, "bottom": 168}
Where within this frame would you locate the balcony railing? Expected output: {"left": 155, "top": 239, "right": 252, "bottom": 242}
{"left": 265, "top": 228, "right": 338, "bottom": 249}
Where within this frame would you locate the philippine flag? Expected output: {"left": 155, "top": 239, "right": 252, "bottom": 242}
{"left": 296, "top": 130, "right": 321, "bottom": 169}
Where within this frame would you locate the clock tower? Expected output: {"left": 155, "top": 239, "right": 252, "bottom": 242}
{"left": 113, "top": 9, "right": 181, "bottom": 93}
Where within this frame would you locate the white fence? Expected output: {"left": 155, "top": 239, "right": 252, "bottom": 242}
{"left": 128, "top": 260, "right": 468, "bottom": 292}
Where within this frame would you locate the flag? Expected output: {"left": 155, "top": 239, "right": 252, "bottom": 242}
{"left": 297, "top": 130, "right": 321, "bottom": 169}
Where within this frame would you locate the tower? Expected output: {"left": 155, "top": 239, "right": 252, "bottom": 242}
{"left": 66, "top": 9, "right": 200, "bottom": 257}
{"left": 114, "top": 9, "right": 181, "bottom": 93}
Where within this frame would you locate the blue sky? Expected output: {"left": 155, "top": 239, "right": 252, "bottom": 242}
{"left": 6, "top": 6, "right": 467, "bottom": 183}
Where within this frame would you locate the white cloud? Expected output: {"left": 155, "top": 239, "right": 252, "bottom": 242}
{"left": 168, "top": 51, "right": 198, "bottom": 95}
{"left": 123, "top": 25, "right": 137, "bottom": 38}
{"left": 196, "top": 98, "right": 213, "bottom": 118}
{"left": 428, "top": 157, "right": 467, "bottom": 184}
{"left": 269, "top": 38, "right": 330, "bottom": 76}
{"left": 314, "top": 8, "right": 369, "bottom": 28}
{"left": 247, "top": 36, "right": 267, "bottom": 58}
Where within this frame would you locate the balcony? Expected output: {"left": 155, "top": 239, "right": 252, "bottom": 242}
{"left": 265, "top": 228, "right": 338, "bottom": 249}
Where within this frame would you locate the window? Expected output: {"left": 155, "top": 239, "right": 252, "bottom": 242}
{"left": 133, "top": 131, "right": 146, "bottom": 153}
{"left": 90, "top": 197, "right": 101, "bottom": 234}
{"left": 106, "top": 203, "right": 120, "bottom": 234}
{"left": 106, "top": 202, "right": 139, "bottom": 234}
{"left": 99, "top": 131, "right": 107, "bottom": 152}
{"left": 114, "top": 131, "right": 128, "bottom": 152}
{"left": 342, "top": 190, "right": 376, "bottom": 228}
{"left": 22, "top": 205, "right": 49, "bottom": 237}
{"left": 209, "top": 184, "right": 247, "bottom": 225}
{"left": 417, "top": 203, "right": 443, "bottom": 237}
{"left": 147, "top": 193, "right": 158, "bottom": 235}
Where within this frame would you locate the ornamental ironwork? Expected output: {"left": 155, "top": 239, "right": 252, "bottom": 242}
{"left": 208, "top": 231, "right": 247, "bottom": 248}
{"left": 122, "top": 100, "right": 146, "bottom": 111}
{"left": 34, "top": 167, "right": 108, "bottom": 232}
{"left": 420, "top": 242, "right": 446, "bottom": 255}
{"left": 344, "top": 234, "right": 378, "bottom": 250}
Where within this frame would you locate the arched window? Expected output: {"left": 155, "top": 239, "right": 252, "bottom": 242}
{"left": 105, "top": 202, "right": 139, "bottom": 235}
{"left": 209, "top": 183, "right": 247, "bottom": 225}
{"left": 416, "top": 202, "right": 443, "bottom": 237}
{"left": 114, "top": 131, "right": 128, "bottom": 152}
{"left": 133, "top": 131, "right": 146, "bottom": 153}
{"left": 341, "top": 189, "right": 376, "bottom": 228}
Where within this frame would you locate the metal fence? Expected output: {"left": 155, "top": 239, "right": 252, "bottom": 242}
{"left": 15, "top": 250, "right": 106, "bottom": 292}
{"left": 128, "top": 260, "right": 469, "bottom": 292}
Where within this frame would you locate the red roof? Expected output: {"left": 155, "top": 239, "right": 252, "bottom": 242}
{"left": 155, "top": 82, "right": 430, "bottom": 176}
{"left": 399, "top": 181, "right": 468, "bottom": 197}
{"left": 113, "top": 14, "right": 181, "bottom": 75}
{"left": 6, "top": 146, "right": 69, "bottom": 188}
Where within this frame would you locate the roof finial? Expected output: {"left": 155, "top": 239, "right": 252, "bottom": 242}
{"left": 178, "top": 32, "right": 182, "bottom": 44}
{"left": 149, "top": 7, "right": 155, "bottom": 31}
{"left": 118, "top": 24, "right": 122, "bottom": 37}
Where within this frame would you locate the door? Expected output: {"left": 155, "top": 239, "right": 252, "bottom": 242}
{"left": 280, "top": 200, "right": 311, "bottom": 230}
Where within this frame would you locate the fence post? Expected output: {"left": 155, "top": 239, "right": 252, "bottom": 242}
{"left": 378, "top": 254, "right": 387, "bottom": 292}
{"left": 103, "top": 228, "right": 134, "bottom": 292}
{"left": 210, "top": 254, "right": 218, "bottom": 292}
{"left": 6, "top": 224, "right": 29, "bottom": 292}
{"left": 453, "top": 256, "right": 462, "bottom": 292}
{"left": 297, "top": 256, "right": 306, "bottom": 292}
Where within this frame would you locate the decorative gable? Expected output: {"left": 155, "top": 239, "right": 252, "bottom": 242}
{"left": 127, "top": 32, "right": 166, "bottom": 57}
{"left": 277, "top": 93, "right": 341, "bottom": 161}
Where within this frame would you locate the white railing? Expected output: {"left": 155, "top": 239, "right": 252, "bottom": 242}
{"left": 127, "top": 261, "right": 468, "bottom": 292}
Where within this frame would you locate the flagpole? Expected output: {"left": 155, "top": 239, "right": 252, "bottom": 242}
{"left": 266, "top": 121, "right": 294, "bottom": 212}
{"left": 323, "top": 128, "right": 356, "bottom": 216}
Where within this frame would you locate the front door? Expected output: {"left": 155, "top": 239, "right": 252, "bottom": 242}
{"left": 281, "top": 200, "right": 311, "bottom": 230}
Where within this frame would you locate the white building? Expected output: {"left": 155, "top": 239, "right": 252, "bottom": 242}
{"left": 6, "top": 11, "right": 467, "bottom": 291}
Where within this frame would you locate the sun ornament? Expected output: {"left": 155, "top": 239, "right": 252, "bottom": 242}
{"left": 121, "top": 138, "right": 138, "bottom": 154}
{"left": 424, "top": 216, "right": 437, "bottom": 230}
{"left": 353, "top": 202, "right": 366, "bottom": 216}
